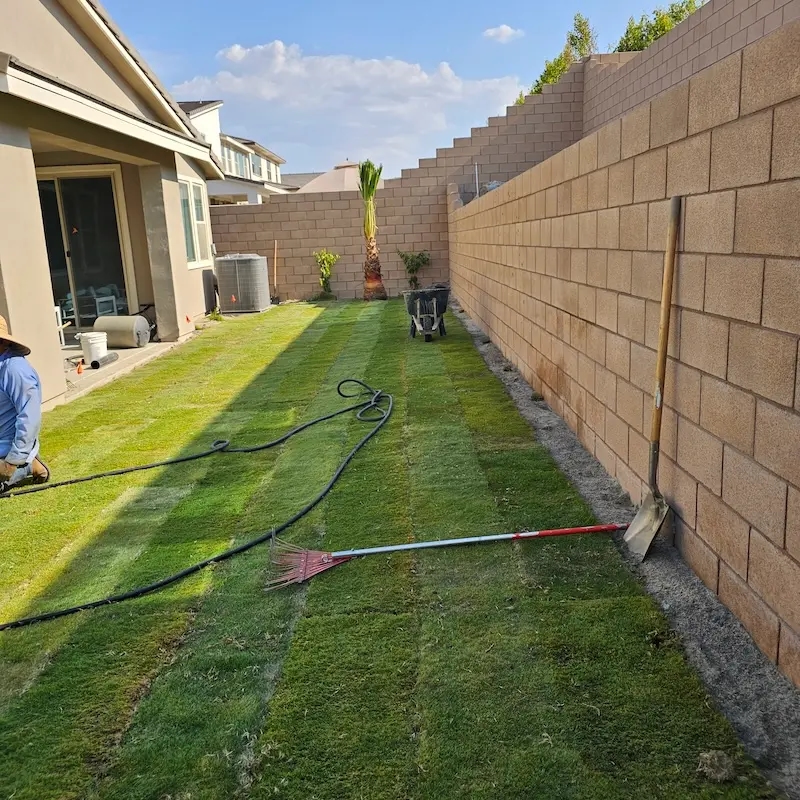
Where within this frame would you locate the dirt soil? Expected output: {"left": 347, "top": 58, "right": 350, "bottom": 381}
{"left": 452, "top": 300, "right": 800, "bottom": 800}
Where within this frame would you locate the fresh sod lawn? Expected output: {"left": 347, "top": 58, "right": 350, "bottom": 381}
{"left": 0, "top": 300, "right": 773, "bottom": 799}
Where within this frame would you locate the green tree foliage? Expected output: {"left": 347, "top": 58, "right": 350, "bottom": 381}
{"left": 515, "top": 3, "right": 699, "bottom": 106}
{"left": 567, "top": 12, "right": 598, "bottom": 57}
{"left": 520, "top": 14, "right": 597, "bottom": 102}
{"left": 614, "top": 0, "right": 700, "bottom": 51}
{"left": 531, "top": 42, "right": 576, "bottom": 94}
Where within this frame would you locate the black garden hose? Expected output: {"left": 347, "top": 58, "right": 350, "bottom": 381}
{"left": 0, "top": 379, "right": 392, "bottom": 632}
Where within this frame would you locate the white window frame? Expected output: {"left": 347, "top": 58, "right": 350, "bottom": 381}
{"left": 179, "top": 179, "right": 213, "bottom": 270}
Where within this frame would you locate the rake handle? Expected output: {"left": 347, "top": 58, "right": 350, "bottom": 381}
{"left": 331, "top": 523, "right": 628, "bottom": 559}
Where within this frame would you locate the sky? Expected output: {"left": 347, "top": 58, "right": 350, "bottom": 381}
{"left": 102, "top": 0, "right": 650, "bottom": 178}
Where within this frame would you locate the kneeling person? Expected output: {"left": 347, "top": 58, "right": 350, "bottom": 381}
{"left": 0, "top": 316, "right": 49, "bottom": 492}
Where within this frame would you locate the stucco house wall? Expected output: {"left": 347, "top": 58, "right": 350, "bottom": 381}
{"left": 0, "top": 0, "right": 221, "bottom": 406}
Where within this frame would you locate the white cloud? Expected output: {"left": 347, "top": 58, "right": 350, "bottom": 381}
{"left": 174, "top": 41, "right": 520, "bottom": 176}
{"left": 483, "top": 25, "right": 524, "bottom": 44}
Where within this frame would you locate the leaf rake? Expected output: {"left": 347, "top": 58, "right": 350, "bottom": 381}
{"left": 266, "top": 523, "right": 629, "bottom": 590}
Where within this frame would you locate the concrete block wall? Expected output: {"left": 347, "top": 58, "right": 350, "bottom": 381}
{"left": 210, "top": 0, "right": 800, "bottom": 301}
{"left": 210, "top": 189, "right": 448, "bottom": 299}
{"left": 210, "top": 63, "right": 585, "bottom": 300}
{"left": 399, "top": 61, "right": 585, "bottom": 199}
{"left": 449, "top": 21, "right": 800, "bottom": 687}
{"left": 583, "top": 0, "right": 800, "bottom": 134}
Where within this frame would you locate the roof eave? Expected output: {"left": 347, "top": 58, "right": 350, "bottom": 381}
{"left": 180, "top": 100, "right": 224, "bottom": 117}
{"left": 227, "top": 135, "right": 286, "bottom": 165}
{"left": 253, "top": 146, "right": 286, "bottom": 165}
{"left": 59, "top": 0, "right": 204, "bottom": 141}
{"left": 221, "top": 133, "right": 256, "bottom": 155}
{"left": 1, "top": 56, "right": 223, "bottom": 179}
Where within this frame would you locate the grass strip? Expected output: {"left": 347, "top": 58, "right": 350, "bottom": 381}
{"left": 91, "top": 304, "right": 385, "bottom": 799}
{"left": 0, "top": 303, "right": 362, "bottom": 798}
{"left": 0, "top": 301, "right": 775, "bottom": 800}
{"left": 252, "top": 300, "right": 420, "bottom": 799}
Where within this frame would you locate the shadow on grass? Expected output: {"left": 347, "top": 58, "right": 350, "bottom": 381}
{"left": 8, "top": 301, "right": 379, "bottom": 622}
{"left": 0, "top": 300, "right": 387, "bottom": 797}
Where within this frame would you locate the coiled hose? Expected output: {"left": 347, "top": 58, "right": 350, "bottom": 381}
{"left": 0, "top": 379, "right": 392, "bottom": 632}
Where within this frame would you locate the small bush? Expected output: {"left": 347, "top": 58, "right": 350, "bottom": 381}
{"left": 313, "top": 249, "right": 340, "bottom": 295}
{"left": 397, "top": 250, "right": 431, "bottom": 289}
{"left": 208, "top": 307, "right": 224, "bottom": 322}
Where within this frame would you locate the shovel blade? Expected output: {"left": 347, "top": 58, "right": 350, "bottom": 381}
{"left": 623, "top": 491, "right": 670, "bottom": 561}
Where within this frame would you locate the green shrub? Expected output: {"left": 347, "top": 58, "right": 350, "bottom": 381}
{"left": 313, "top": 249, "right": 340, "bottom": 295}
{"left": 397, "top": 250, "right": 431, "bottom": 289}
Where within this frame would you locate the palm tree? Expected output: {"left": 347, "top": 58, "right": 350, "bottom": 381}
{"left": 358, "top": 160, "right": 387, "bottom": 301}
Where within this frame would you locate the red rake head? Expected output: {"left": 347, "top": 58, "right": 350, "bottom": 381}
{"left": 266, "top": 538, "right": 352, "bottom": 590}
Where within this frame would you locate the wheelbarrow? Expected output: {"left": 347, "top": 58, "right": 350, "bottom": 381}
{"left": 403, "top": 285, "right": 450, "bottom": 342}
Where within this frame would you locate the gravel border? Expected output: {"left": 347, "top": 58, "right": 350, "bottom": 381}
{"left": 452, "top": 300, "right": 800, "bottom": 800}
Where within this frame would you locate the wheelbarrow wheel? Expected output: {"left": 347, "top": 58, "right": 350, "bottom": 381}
{"left": 424, "top": 333, "right": 432, "bottom": 342}
{"left": 410, "top": 321, "right": 416, "bottom": 338}
{"left": 438, "top": 319, "right": 446, "bottom": 336}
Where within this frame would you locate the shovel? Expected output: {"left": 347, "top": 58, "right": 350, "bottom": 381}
{"left": 271, "top": 239, "right": 281, "bottom": 305}
{"left": 623, "top": 196, "right": 682, "bottom": 560}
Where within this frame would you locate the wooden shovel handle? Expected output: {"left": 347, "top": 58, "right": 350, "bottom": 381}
{"left": 273, "top": 240, "right": 278, "bottom": 295}
{"left": 650, "top": 196, "right": 682, "bottom": 444}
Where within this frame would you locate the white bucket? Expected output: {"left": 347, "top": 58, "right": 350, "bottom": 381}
{"left": 77, "top": 332, "right": 108, "bottom": 363}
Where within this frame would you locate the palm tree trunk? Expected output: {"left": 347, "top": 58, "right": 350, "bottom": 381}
{"left": 363, "top": 236, "right": 387, "bottom": 301}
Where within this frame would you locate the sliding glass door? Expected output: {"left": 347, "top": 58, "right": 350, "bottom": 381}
{"left": 37, "top": 171, "right": 132, "bottom": 330}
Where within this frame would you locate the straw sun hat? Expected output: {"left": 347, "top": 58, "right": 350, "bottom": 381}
{"left": 0, "top": 315, "right": 31, "bottom": 356}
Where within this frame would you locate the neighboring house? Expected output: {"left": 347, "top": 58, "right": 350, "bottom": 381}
{"left": 178, "top": 101, "right": 294, "bottom": 204}
{"left": 0, "top": 0, "right": 224, "bottom": 407}
{"left": 282, "top": 172, "right": 323, "bottom": 190}
{"left": 295, "top": 160, "right": 383, "bottom": 193}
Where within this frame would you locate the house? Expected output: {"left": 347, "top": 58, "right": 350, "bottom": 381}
{"left": 295, "top": 160, "right": 383, "bottom": 193}
{"left": 281, "top": 172, "right": 323, "bottom": 189}
{"left": 0, "top": 0, "right": 224, "bottom": 408}
{"left": 178, "top": 100, "right": 294, "bottom": 204}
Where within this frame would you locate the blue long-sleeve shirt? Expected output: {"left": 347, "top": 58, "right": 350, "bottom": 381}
{"left": 0, "top": 351, "right": 42, "bottom": 466}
